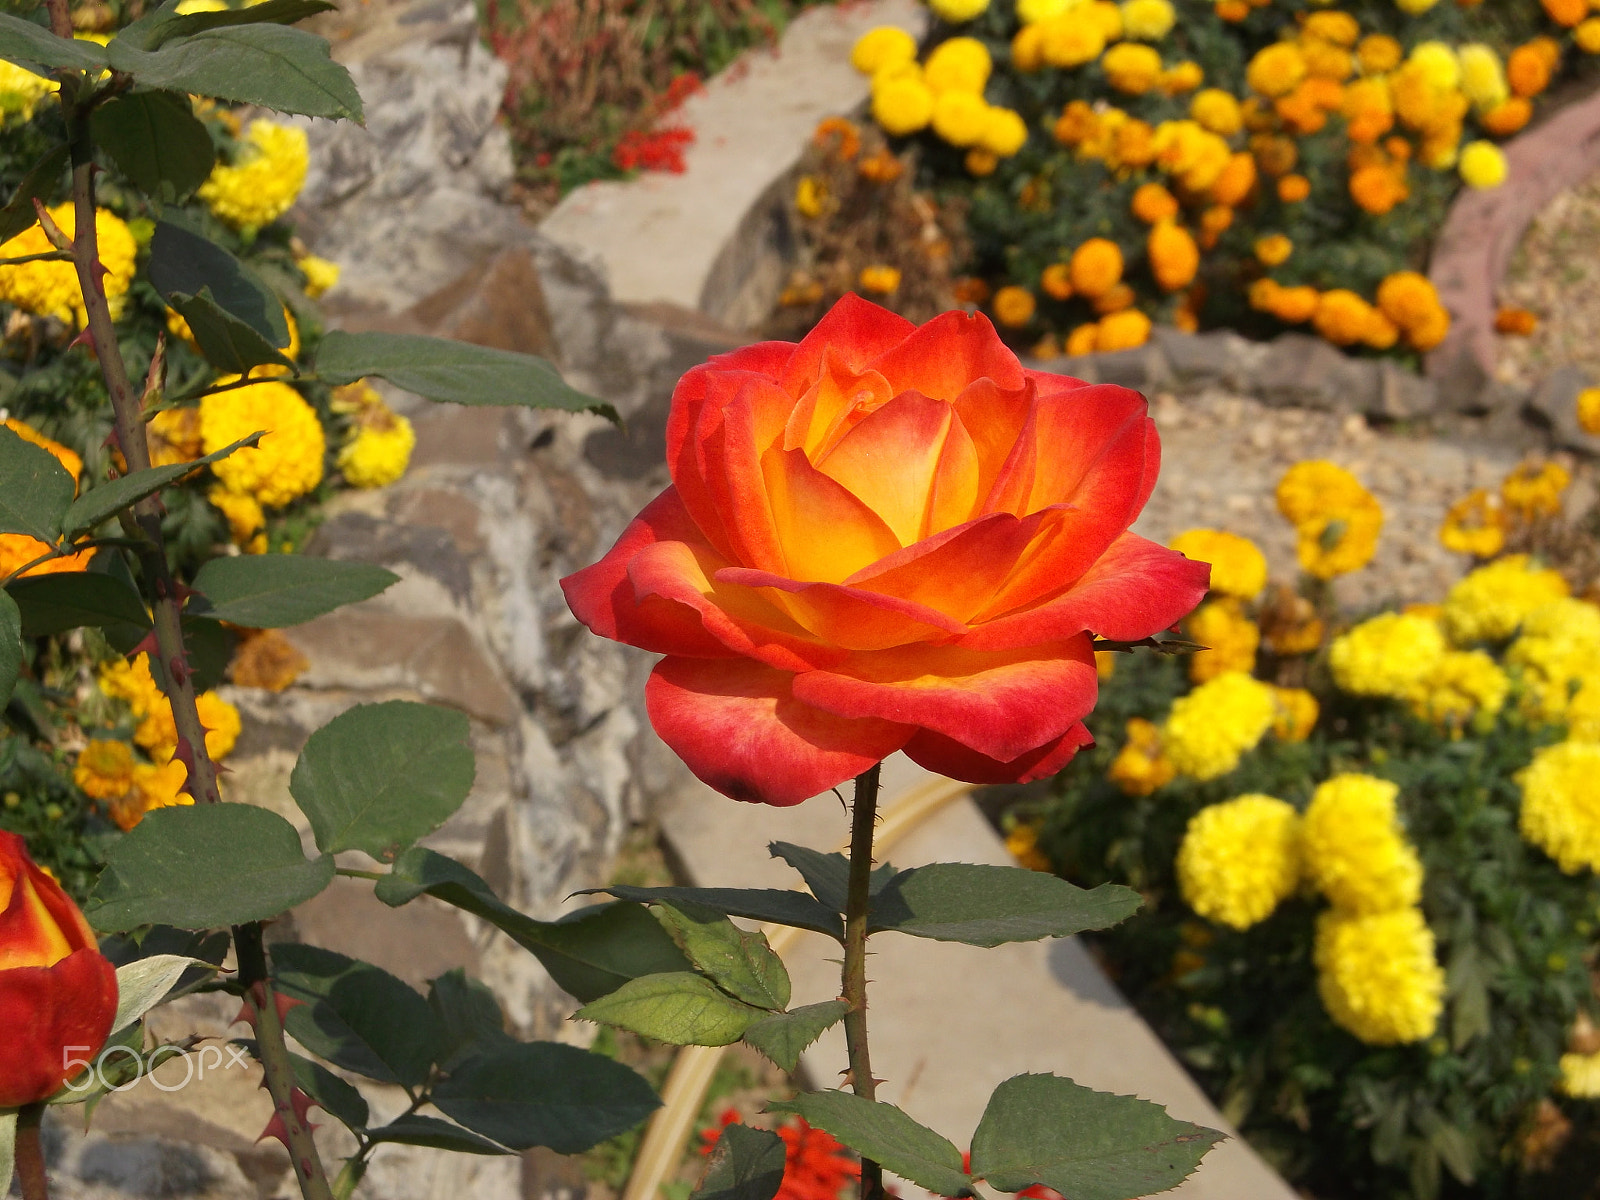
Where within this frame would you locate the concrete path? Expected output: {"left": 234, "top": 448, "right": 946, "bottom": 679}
{"left": 657, "top": 757, "right": 1300, "bottom": 1200}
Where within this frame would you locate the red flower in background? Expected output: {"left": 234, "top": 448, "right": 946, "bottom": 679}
{"left": 562, "top": 295, "right": 1208, "bottom": 805}
{"left": 701, "top": 1110, "right": 860, "bottom": 1200}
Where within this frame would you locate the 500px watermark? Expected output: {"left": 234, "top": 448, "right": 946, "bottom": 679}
{"left": 61, "top": 1043, "right": 252, "bottom": 1093}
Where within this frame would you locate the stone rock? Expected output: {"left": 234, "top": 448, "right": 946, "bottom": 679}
{"left": 1092, "top": 345, "right": 1172, "bottom": 390}
{"left": 1528, "top": 364, "right": 1600, "bottom": 454}
{"left": 1256, "top": 333, "right": 1381, "bottom": 413}
{"left": 1152, "top": 327, "right": 1230, "bottom": 385}
{"left": 1374, "top": 361, "right": 1439, "bottom": 421}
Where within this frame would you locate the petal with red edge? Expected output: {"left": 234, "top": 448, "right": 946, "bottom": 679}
{"left": 813, "top": 391, "right": 957, "bottom": 546}
{"left": 762, "top": 445, "right": 902, "bottom": 582}
{"left": 868, "top": 309, "right": 1025, "bottom": 403}
{"left": 960, "top": 532, "right": 1211, "bottom": 651}
{"left": 949, "top": 377, "right": 1033, "bottom": 520}
{"left": 903, "top": 722, "right": 1094, "bottom": 786}
{"left": 716, "top": 567, "right": 967, "bottom": 650}
{"left": 1024, "top": 385, "right": 1150, "bottom": 515}
{"left": 646, "top": 657, "right": 912, "bottom": 806}
{"left": 560, "top": 488, "right": 736, "bottom": 658}
{"left": 792, "top": 635, "right": 1097, "bottom": 762}
{"left": 630, "top": 542, "right": 845, "bottom": 671}
{"left": 704, "top": 375, "right": 794, "bottom": 574}
{"left": 780, "top": 293, "right": 916, "bottom": 396}
{"left": 784, "top": 348, "right": 894, "bottom": 459}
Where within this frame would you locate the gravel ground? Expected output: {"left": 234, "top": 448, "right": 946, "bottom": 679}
{"left": 1495, "top": 167, "right": 1600, "bottom": 390}
{"left": 1134, "top": 388, "right": 1595, "bottom": 612}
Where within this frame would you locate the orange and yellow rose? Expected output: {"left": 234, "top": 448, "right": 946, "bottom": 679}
{"left": 562, "top": 296, "right": 1208, "bottom": 804}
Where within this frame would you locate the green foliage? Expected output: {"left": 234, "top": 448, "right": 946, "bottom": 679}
{"left": 0, "top": 424, "right": 74, "bottom": 544}
{"left": 868, "top": 861, "right": 1142, "bottom": 945}
{"left": 0, "top": 587, "right": 18, "bottom": 706}
{"left": 691, "top": 1122, "right": 787, "bottom": 1200}
{"left": 768, "top": 1092, "right": 971, "bottom": 1196}
{"left": 576, "top": 970, "right": 770, "bottom": 1046}
{"left": 741, "top": 1000, "right": 850, "bottom": 1073}
{"left": 90, "top": 92, "right": 216, "bottom": 202}
{"left": 652, "top": 898, "right": 792, "bottom": 1010}
{"left": 188, "top": 554, "right": 398, "bottom": 627}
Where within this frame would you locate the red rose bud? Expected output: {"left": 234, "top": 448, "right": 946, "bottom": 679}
{"left": 0, "top": 831, "right": 119, "bottom": 1106}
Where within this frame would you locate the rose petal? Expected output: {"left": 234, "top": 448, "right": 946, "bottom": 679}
{"left": 646, "top": 657, "right": 912, "bottom": 806}
{"left": 716, "top": 567, "right": 967, "bottom": 650}
{"left": 703, "top": 375, "right": 795, "bottom": 574}
{"left": 960, "top": 532, "right": 1212, "bottom": 651}
{"left": 784, "top": 347, "right": 895, "bottom": 459}
{"left": 952, "top": 376, "right": 1037, "bottom": 511}
{"left": 780, "top": 293, "right": 917, "bottom": 395}
{"left": 761, "top": 444, "right": 903, "bottom": 582}
{"left": 903, "top": 722, "right": 1094, "bottom": 786}
{"left": 792, "top": 635, "right": 1097, "bottom": 762}
{"left": 868, "top": 309, "right": 1025, "bottom": 402}
{"left": 986, "top": 383, "right": 1151, "bottom": 518}
{"left": 813, "top": 391, "right": 961, "bottom": 545}
{"left": 561, "top": 488, "right": 738, "bottom": 658}
{"left": 0, "top": 949, "right": 119, "bottom": 1107}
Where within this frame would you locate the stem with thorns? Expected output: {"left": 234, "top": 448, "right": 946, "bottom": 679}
{"left": 842, "top": 762, "right": 885, "bottom": 1200}
{"left": 14, "top": 1104, "right": 48, "bottom": 1200}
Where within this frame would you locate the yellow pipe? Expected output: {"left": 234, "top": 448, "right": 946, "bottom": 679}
{"left": 620, "top": 774, "right": 977, "bottom": 1200}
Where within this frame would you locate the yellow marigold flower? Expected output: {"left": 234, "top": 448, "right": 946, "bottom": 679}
{"left": 1277, "top": 459, "right": 1370, "bottom": 527}
{"left": 1064, "top": 322, "right": 1098, "bottom": 356}
{"left": 1094, "top": 650, "right": 1117, "bottom": 680}
{"left": 1069, "top": 237, "right": 1123, "bottom": 299}
{"left": 0, "top": 202, "right": 136, "bottom": 325}
{"left": 209, "top": 486, "right": 266, "bottom": 550}
{"left": 338, "top": 393, "right": 416, "bottom": 490}
{"left": 1568, "top": 676, "right": 1600, "bottom": 743}
{"left": 1254, "top": 234, "right": 1292, "bottom": 267}
{"left": 1409, "top": 649, "right": 1508, "bottom": 730}
{"left": 1169, "top": 529, "right": 1268, "bottom": 599}
{"left": 1394, "top": 0, "right": 1441, "bottom": 12}
{"left": 1501, "top": 461, "right": 1569, "bottom": 522}
{"left": 1459, "top": 140, "right": 1507, "bottom": 189}
{"left": 1119, "top": 0, "right": 1174, "bottom": 40}
{"left": 795, "top": 175, "right": 827, "bottom": 218}
{"left": 1357, "top": 34, "right": 1402, "bottom": 75}
{"left": 1457, "top": 44, "right": 1508, "bottom": 112}
{"left": 1018, "top": 0, "right": 1070, "bottom": 21}
{"left": 98, "top": 653, "right": 163, "bottom": 717}
{"left": 1095, "top": 308, "right": 1150, "bottom": 351}
{"left": 1296, "top": 500, "right": 1382, "bottom": 580}
{"left": 1039, "top": 16, "right": 1105, "bottom": 68}
{"left": 1102, "top": 42, "right": 1164, "bottom": 95}
{"left": 74, "top": 739, "right": 134, "bottom": 802}
{"left": 200, "top": 380, "right": 325, "bottom": 509}
{"left": 1247, "top": 42, "right": 1307, "bottom": 99}
{"left": 1130, "top": 182, "right": 1179, "bottom": 224}
{"left": 980, "top": 107, "right": 1029, "bottom": 156}
{"left": 1159, "top": 60, "right": 1203, "bottom": 94}
{"left": 1188, "top": 88, "right": 1241, "bottom": 136}
{"left": 1163, "top": 671, "right": 1277, "bottom": 782}
{"left": 298, "top": 254, "right": 340, "bottom": 299}
{"left": 146, "top": 406, "right": 203, "bottom": 471}
{"left": 925, "top": 37, "right": 991, "bottom": 93}
{"left": 1300, "top": 39, "right": 1353, "bottom": 83}
{"left": 1272, "top": 687, "right": 1319, "bottom": 742}
{"left": 134, "top": 688, "right": 240, "bottom": 764}
{"left": 1578, "top": 18, "right": 1600, "bottom": 55}
{"left": 1519, "top": 741, "right": 1600, "bottom": 873}
{"left": 1107, "top": 717, "right": 1174, "bottom": 795}
{"left": 1011, "top": 24, "right": 1046, "bottom": 71}
{"left": 1330, "top": 612, "right": 1447, "bottom": 699}
{"left": 229, "top": 628, "right": 310, "bottom": 692}
{"left": 1341, "top": 76, "right": 1393, "bottom": 143}
{"left": 197, "top": 119, "right": 309, "bottom": 230}
{"left": 0, "top": 60, "right": 57, "bottom": 123}
{"left": 931, "top": 91, "right": 991, "bottom": 146}
{"left": 1561, "top": 1051, "right": 1600, "bottom": 1097}
{"left": 1186, "top": 599, "right": 1260, "bottom": 683}
{"left": 1444, "top": 554, "right": 1569, "bottom": 644}
{"left": 1085, "top": 0, "right": 1123, "bottom": 39}
{"left": 1407, "top": 41, "right": 1459, "bottom": 91}
{"left": 113, "top": 760, "right": 192, "bottom": 831}
{"left": 872, "top": 76, "right": 935, "bottom": 135}
{"left": 1146, "top": 220, "right": 1198, "bottom": 293}
{"left": 1178, "top": 794, "right": 1301, "bottom": 930}
{"left": 1005, "top": 823, "right": 1052, "bottom": 872}
{"left": 1439, "top": 489, "right": 1506, "bottom": 558}
{"left": 852, "top": 26, "right": 917, "bottom": 74}
{"left": 1302, "top": 11, "right": 1359, "bottom": 48}
{"left": 1578, "top": 388, "right": 1600, "bottom": 436}
{"left": 929, "top": 0, "right": 988, "bottom": 22}
{"left": 1315, "top": 908, "right": 1443, "bottom": 1045}
{"left": 1303, "top": 774, "right": 1421, "bottom": 913}
{"left": 1505, "top": 599, "right": 1600, "bottom": 725}
{"left": 979, "top": 285, "right": 1030, "bottom": 328}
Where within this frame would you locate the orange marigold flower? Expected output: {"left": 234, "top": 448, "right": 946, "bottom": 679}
{"left": 812, "top": 117, "right": 861, "bottom": 161}
{"left": 1542, "top": 0, "right": 1586, "bottom": 27}
{"left": 1508, "top": 43, "right": 1554, "bottom": 97}
{"left": 229, "top": 628, "right": 310, "bottom": 691}
{"left": 1065, "top": 322, "right": 1099, "bottom": 356}
{"left": 1097, "top": 307, "right": 1152, "bottom": 351}
{"left": 1349, "top": 164, "right": 1408, "bottom": 214}
{"left": 1131, "top": 181, "right": 1180, "bottom": 223}
{"left": 1313, "top": 289, "right": 1375, "bottom": 346}
{"left": 1070, "top": 237, "right": 1124, "bottom": 298}
{"left": 1272, "top": 285, "right": 1320, "bottom": 324}
{"left": 1215, "top": 0, "right": 1248, "bottom": 20}
{"left": 1408, "top": 304, "right": 1451, "bottom": 352}
{"left": 1482, "top": 97, "right": 1533, "bottom": 136}
{"left": 1376, "top": 271, "right": 1440, "bottom": 332}
{"left": 1362, "top": 309, "right": 1400, "bottom": 350}
{"left": 992, "top": 285, "right": 1036, "bottom": 327}
{"left": 1040, "top": 263, "right": 1074, "bottom": 300}
{"left": 1495, "top": 306, "right": 1539, "bottom": 336}
{"left": 857, "top": 148, "right": 904, "bottom": 183}
{"left": 857, "top": 265, "right": 901, "bottom": 295}
{"left": 950, "top": 276, "right": 989, "bottom": 305}
{"left": 1148, "top": 221, "right": 1199, "bottom": 292}
{"left": 1277, "top": 173, "right": 1311, "bottom": 202}
{"left": 1255, "top": 234, "right": 1292, "bottom": 266}
{"left": 1357, "top": 34, "right": 1402, "bottom": 75}
{"left": 1252, "top": 134, "right": 1298, "bottom": 177}
{"left": 965, "top": 148, "right": 999, "bottom": 176}
{"left": 1579, "top": 387, "right": 1600, "bottom": 435}
{"left": 1210, "top": 152, "right": 1257, "bottom": 206}
{"left": 1054, "top": 99, "right": 1098, "bottom": 146}
{"left": 1092, "top": 282, "right": 1137, "bottom": 314}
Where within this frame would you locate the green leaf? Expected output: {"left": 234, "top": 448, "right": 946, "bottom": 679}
{"left": 0, "top": 12, "right": 109, "bottom": 73}
{"left": 272, "top": 943, "right": 446, "bottom": 1087}
{"left": 868, "top": 865, "right": 1142, "bottom": 947}
{"left": 85, "top": 804, "right": 335, "bottom": 931}
{"left": 693, "top": 1123, "right": 786, "bottom": 1200}
{"left": 181, "top": 614, "right": 232, "bottom": 693}
{"left": 286, "top": 1051, "right": 369, "bottom": 1134}
{"left": 111, "top": 954, "right": 202, "bottom": 1034}
{"left": 168, "top": 289, "right": 292, "bottom": 374}
{"left": 0, "top": 142, "right": 68, "bottom": 245}
{"left": 7, "top": 571, "right": 151, "bottom": 638}
{"left": 62, "top": 433, "right": 263, "bottom": 537}
{"left": 586, "top": 883, "right": 843, "bottom": 941}
{"left": 106, "top": 24, "right": 362, "bottom": 121}
{"left": 0, "top": 587, "right": 19, "bottom": 708}
{"left": 367, "top": 1114, "right": 510, "bottom": 1155}
{"left": 968, "top": 1074, "right": 1221, "bottom": 1200}
{"left": 653, "top": 899, "right": 790, "bottom": 1011}
{"left": 375, "top": 848, "right": 692, "bottom": 1002}
{"left": 432, "top": 1041, "right": 659, "bottom": 1153}
{"left": 1416, "top": 1108, "right": 1475, "bottom": 1185}
{"left": 768, "top": 842, "right": 898, "bottom": 914}
{"left": 0, "top": 424, "right": 74, "bottom": 544}
{"left": 768, "top": 1092, "right": 970, "bottom": 1196}
{"left": 576, "top": 972, "right": 766, "bottom": 1046}
{"left": 429, "top": 969, "right": 512, "bottom": 1066}
{"left": 118, "top": 0, "right": 336, "bottom": 50}
{"left": 149, "top": 221, "right": 288, "bottom": 342}
{"left": 742, "top": 1000, "right": 849, "bottom": 1073}
{"left": 91, "top": 91, "right": 215, "bottom": 200}
{"left": 314, "top": 331, "right": 612, "bottom": 420}
{"left": 190, "top": 554, "right": 397, "bottom": 628}
{"left": 289, "top": 701, "right": 474, "bottom": 860}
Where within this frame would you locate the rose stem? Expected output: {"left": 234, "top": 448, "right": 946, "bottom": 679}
{"left": 15, "top": 1103, "right": 49, "bottom": 1200}
{"left": 843, "top": 761, "right": 885, "bottom": 1200}
{"left": 234, "top": 923, "right": 336, "bottom": 1200}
